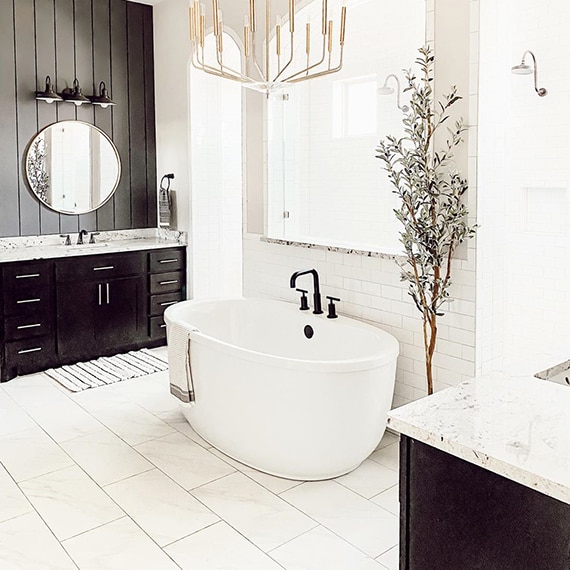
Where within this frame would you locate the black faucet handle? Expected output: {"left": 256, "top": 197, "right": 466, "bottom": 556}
{"left": 59, "top": 234, "right": 71, "bottom": 246}
{"left": 296, "top": 288, "right": 310, "bottom": 311}
{"left": 326, "top": 296, "right": 341, "bottom": 319}
{"left": 89, "top": 231, "right": 100, "bottom": 244}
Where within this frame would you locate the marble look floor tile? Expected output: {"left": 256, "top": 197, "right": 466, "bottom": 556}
{"left": 281, "top": 480, "right": 399, "bottom": 557}
{"left": 0, "top": 465, "right": 33, "bottom": 523}
{"left": 0, "top": 388, "right": 19, "bottom": 410}
{"left": 105, "top": 468, "right": 219, "bottom": 547}
{"left": 3, "top": 374, "right": 71, "bottom": 409}
{"left": 157, "top": 408, "right": 212, "bottom": 448}
{"left": 371, "top": 485, "right": 399, "bottom": 516}
{"left": 377, "top": 545, "right": 399, "bottom": 570}
{"left": 270, "top": 525, "right": 384, "bottom": 569}
{"left": 61, "top": 429, "right": 154, "bottom": 486}
{"left": 0, "top": 512, "right": 76, "bottom": 569}
{"left": 0, "top": 426, "right": 74, "bottom": 482}
{"left": 135, "top": 432, "right": 235, "bottom": 490}
{"left": 23, "top": 400, "right": 105, "bottom": 443}
{"left": 86, "top": 402, "right": 175, "bottom": 446}
{"left": 0, "top": 407, "right": 37, "bottom": 437}
{"left": 63, "top": 516, "right": 180, "bottom": 570}
{"left": 335, "top": 459, "right": 399, "bottom": 499}
{"left": 370, "top": 442, "right": 400, "bottom": 472}
{"left": 192, "top": 472, "right": 316, "bottom": 552}
{"left": 209, "top": 447, "right": 304, "bottom": 495}
{"left": 376, "top": 430, "right": 400, "bottom": 450}
{"left": 165, "top": 521, "right": 283, "bottom": 570}
{"left": 19, "top": 465, "right": 124, "bottom": 541}
{"left": 112, "top": 373, "right": 178, "bottom": 415}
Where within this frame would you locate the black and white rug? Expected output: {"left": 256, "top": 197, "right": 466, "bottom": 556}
{"left": 44, "top": 349, "right": 169, "bottom": 392}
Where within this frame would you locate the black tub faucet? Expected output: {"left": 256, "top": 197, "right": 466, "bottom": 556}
{"left": 290, "top": 269, "right": 323, "bottom": 314}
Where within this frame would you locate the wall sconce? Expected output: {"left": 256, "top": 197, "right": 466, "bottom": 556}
{"left": 35, "top": 76, "right": 63, "bottom": 104}
{"left": 511, "top": 50, "right": 547, "bottom": 97}
{"left": 60, "top": 78, "right": 90, "bottom": 106}
{"left": 378, "top": 74, "right": 409, "bottom": 112}
{"left": 89, "top": 81, "right": 115, "bottom": 108}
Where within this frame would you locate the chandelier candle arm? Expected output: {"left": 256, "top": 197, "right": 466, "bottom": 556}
{"left": 190, "top": 0, "right": 347, "bottom": 93}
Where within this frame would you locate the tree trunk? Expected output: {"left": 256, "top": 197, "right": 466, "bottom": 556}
{"left": 423, "top": 314, "right": 438, "bottom": 395}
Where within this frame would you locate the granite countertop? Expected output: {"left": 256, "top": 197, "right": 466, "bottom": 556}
{"left": 0, "top": 228, "right": 187, "bottom": 263}
{"left": 387, "top": 373, "right": 570, "bottom": 504}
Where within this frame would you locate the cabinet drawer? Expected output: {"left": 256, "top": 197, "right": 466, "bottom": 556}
{"left": 150, "top": 271, "right": 184, "bottom": 294}
{"left": 149, "top": 249, "right": 185, "bottom": 273}
{"left": 149, "top": 315, "right": 167, "bottom": 339}
{"left": 56, "top": 252, "right": 145, "bottom": 282}
{"left": 149, "top": 291, "right": 183, "bottom": 316}
{"left": 5, "top": 337, "right": 56, "bottom": 375}
{"left": 4, "top": 292, "right": 52, "bottom": 317}
{"left": 3, "top": 261, "right": 52, "bottom": 294}
{"left": 5, "top": 314, "right": 53, "bottom": 341}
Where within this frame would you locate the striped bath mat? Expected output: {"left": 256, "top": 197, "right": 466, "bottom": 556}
{"left": 44, "top": 349, "right": 169, "bottom": 392}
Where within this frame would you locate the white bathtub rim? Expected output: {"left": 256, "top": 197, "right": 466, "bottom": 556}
{"left": 165, "top": 297, "right": 399, "bottom": 373}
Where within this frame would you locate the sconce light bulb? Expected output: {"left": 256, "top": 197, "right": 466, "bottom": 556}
{"left": 100, "top": 103, "right": 109, "bottom": 109}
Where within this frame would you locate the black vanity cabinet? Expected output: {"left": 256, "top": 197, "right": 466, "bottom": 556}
{"left": 1, "top": 260, "right": 56, "bottom": 379}
{"left": 55, "top": 252, "right": 147, "bottom": 363}
{"left": 0, "top": 246, "right": 187, "bottom": 382}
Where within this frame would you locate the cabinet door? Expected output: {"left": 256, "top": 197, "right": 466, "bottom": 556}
{"left": 56, "top": 281, "right": 98, "bottom": 362}
{"left": 97, "top": 275, "right": 144, "bottom": 349}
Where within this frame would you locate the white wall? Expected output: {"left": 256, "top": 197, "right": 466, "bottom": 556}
{"left": 478, "top": 0, "right": 570, "bottom": 375}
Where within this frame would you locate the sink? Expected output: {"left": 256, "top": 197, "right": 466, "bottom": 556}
{"left": 58, "top": 242, "right": 115, "bottom": 254}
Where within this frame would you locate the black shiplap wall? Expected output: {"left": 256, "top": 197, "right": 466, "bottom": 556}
{"left": 0, "top": 0, "right": 157, "bottom": 238}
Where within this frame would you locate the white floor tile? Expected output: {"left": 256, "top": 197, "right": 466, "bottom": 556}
{"left": 23, "top": 400, "right": 105, "bottom": 443}
{"left": 19, "top": 465, "right": 124, "bottom": 541}
{"left": 370, "top": 442, "right": 400, "bottom": 471}
{"left": 0, "top": 465, "right": 33, "bottom": 523}
{"left": 336, "top": 459, "right": 399, "bottom": 499}
{"left": 0, "top": 426, "right": 74, "bottom": 482}
{"left": 135, "top": 432, "right": 235, "bottom": 490}
{"left": 3, "top": 374, "right": 71, "bottom": 408}
{"left": 376, "top": 430, "right": 400, "bottom": 450}
{"left": 192, "top": 471, "right": 317, "bottom": 552}
{"left": 111, "top": 373, "right": 178, "bottom": 415}
{"left": 281, "top": 480, "right": 399, "bottom": 558}
{"left": 270, "top": 525, "right": 384, "bottom": 569}
{"left": 371, "top": 485, "right": 399, "bottom": 516}
{"left": 0, "top": 512, "right": 76, "bottom": 569}
{"left": 209, "top": 447, "right": 304, "bottom": 495}
{"left": 157, "top": 408, "right": 213, "bottom": 448}
{"left": 0, "top": 407, "right": 37, "bottom": 437}
{"left": 105, "top": 468, "right": 219, "bottom": 547}
{"left": 165, "top": 521, "right": 283, "bottom": 570}
{"left": 86, "top": 402, "right": 176, "bottom": 445}
{"left": 63, "top": 516, "right": 180, "bottom": 570}
{"left": 61, "top": 429, "right": 154, "bottom": 486}
{"left": 377, "top": 544, "right": 399, "bottom": 570}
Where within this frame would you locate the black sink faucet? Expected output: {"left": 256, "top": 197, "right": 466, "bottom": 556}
{"left": 290, "top": 269, "right": 323, "bottom": 314}
{"left": 77, "top": 229, "right": 89, "bottom": 245}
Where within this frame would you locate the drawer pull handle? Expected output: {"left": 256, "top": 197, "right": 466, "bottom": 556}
{"left": 159, "top": 280, "right": 178, "bottom": 285}
{"left": 17, "top": 298, "right": 40, "bottom": 304}
{"left": 159, "top": 301, "right": 177, "bottom": 307}
{"left": 93, "top": 265, "right": 114, "bottom": 271}
{"left": 17, "top": 324, "right": 42, "bottom": 330}
{"left": 159, "top": 259, "right": 178, "bottom": 264}
{"left": 16, "top": 273, "right": 40, "bottom": 279}
{"left": 160, "top": 324, "right": 166, "bottom": 328}
{"left": 18, "top": 347, "right": 42, "bottom": 355}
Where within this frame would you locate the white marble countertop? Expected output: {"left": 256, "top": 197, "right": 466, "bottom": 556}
{"left": 387, "top": 373, "right": 570, "bottom": 504}
{"left": 0, "top": 228, "right": 187, "bottom": 263}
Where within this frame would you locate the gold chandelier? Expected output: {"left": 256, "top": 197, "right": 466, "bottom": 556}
{"left": 189, "top": 0, "right": 347, "bottom": 94}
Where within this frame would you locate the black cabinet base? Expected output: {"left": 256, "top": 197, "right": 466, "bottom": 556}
{"left": 400, "top": 436, "right": 570, "bottom": 570}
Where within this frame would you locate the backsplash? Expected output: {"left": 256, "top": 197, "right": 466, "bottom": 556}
{"left": 243, "top": 234, "right": 477, "bottom": 407}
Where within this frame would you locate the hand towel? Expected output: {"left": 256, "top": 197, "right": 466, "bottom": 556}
{"left": 167, "top": 322, "right": 198, "bottom": 404}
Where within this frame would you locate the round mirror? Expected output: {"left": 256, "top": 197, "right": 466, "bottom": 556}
{"left": 25, "top": 120, "right": 121, "bottom": 214}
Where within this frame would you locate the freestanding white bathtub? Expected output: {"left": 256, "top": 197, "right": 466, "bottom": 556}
{"left": 164, "top": 297, "right": 399, "bottom": 480}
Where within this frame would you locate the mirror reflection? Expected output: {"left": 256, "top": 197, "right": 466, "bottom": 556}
{"left": 266, "top": 0, "right": 425, "bottom": 253}
{"left": 25, "top": 120, "right": 121, "bottom": 214}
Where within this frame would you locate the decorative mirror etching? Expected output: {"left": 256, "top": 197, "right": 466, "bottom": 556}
{"left": 25, "top": 120, "right": 121, "bottom": 215}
